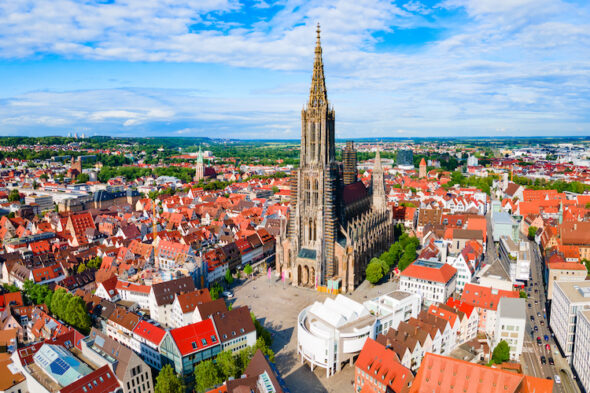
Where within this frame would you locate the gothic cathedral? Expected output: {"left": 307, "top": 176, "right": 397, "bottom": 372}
{"left": 276, "top": 25, "right": 394, "bottom": 293}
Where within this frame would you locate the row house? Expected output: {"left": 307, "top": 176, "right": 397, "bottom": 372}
{"left": 171, "top": 288, "right": 212, "bottom": 328}
{"left": 131, "top": 320, "right": 166, "bottom": 370}
{"left": 105, "top": 307, "right": 140, "bottom": 348}
{"left": 446, "top": 298, "right": 479, "bottom": 344}
{"left": 116, "top": 280, "right": 151, "bottom": 310}
{"left": 354, "top": 338, "right": 414, "bottom": 393}
{"left": 148, "top": 276, "right": 195, "bottom": 327}
{"left": 460, "top": 283, "right": 520, "bottom": 336}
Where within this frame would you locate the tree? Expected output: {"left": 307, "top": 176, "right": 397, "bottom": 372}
{"left": 224, "top": 269, "right": 234, "bottom": 285}
{"left": 8, "top": 189, "right": 20, "bottom": 202}
{"left": 491, "top": 340, "right": 510, "bottom": 364}
{"left": 389, "top": 242, "right": 404, "bottom": 266}
{"left": 528, "top": 226, "right": 538, "bottom": 241}
{"left": 216, "top": 350, "right": 239, "bottom": 379}
{"left": 210, "top": 283, "right": 223, "bottom": 300}
{"left": 366, "top": 258, "right": 387, "bottom": 284}
{"left": 272, "top": 186, "right": 279, "bottom": 194}
{"left": 251, "top": 312, "right": 273, "bottom": 348}
{"left": 243, "top": 264, "right": 253, "bottom": 277}
{"left": 77, "top": 263, "right": 87, "bottom": 274}
{"left": 154, "top": 364, "right": 185, "bottom": 393}
{"left": 519, "top": 290, "right": 527, "bottom": 299}
{"left": 76, "top": 173, "right": 90, "bottom": 184}
{"left": 398, "top": 243, "right": 417, "bottom": 271}
{"left": 194, "top": 359, "right": 222, "bottom": 393}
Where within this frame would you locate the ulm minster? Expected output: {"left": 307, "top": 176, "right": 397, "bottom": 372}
{"left": 276, "top": 25, "right": 394, "bottom": 292}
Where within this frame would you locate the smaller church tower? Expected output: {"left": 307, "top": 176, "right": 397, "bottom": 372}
{"left": 194, "top": 146, "right": 204, "bottom": 182}
{"left": 342, "top": 141, "right": 357, "bottom": 185}
{"left": 419, "top": 157, "right": 427, "bottom": 178}
{"left": 372, "top": 149, "right": 387, "bottom": 211}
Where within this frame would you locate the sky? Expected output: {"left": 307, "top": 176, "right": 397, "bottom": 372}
{"left": 0, "top": 0, "right": 589, "bottom": 139}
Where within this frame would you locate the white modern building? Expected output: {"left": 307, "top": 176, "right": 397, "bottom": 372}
{"left": 550, "top": 281, "right": 590, "bottom": 361}
{"left": 499, "top": 236, "right": 531, "bottom": 284}
{"left": 572, "top": 310, "right": 590, "bottom": 393}
{"left": 297, "top": 295, "right": 376, "bottom": 377}
{"left": 494, "top": 297, "right": 526, "bottom": 360}
{"left": 363, "top": 290, "right": 421, "bottom": 336}
{"left": 399, "top": 260, "right": 457, "bottom": 306}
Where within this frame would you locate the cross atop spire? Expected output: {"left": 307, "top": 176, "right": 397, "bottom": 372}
{"left": 308, "top": 22, "right": 328, "bottom": 110}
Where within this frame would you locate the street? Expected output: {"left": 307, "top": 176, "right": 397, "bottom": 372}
{"left": 520, "top": 240, "right": 579, "bottom": 393}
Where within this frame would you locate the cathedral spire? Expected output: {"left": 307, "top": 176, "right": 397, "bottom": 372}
{"left": 308, "top": 23, "right": 328, "bottom": 110}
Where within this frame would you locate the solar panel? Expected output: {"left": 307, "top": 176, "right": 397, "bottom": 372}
{"left": 50, "top": 358, "right": 70, "bottom": 375}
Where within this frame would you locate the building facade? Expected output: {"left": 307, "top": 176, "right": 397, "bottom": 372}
{"left": 572, "top": 310, "right": 590, "bottom": 393}
{"left": 551, "top": 281, "right": 590, "bottom": 361}
{"left": 494, "top": 297, "right": 526, "bottom": 360}
{"left": 276, "top": 26, "right": 394, "bottom": 292}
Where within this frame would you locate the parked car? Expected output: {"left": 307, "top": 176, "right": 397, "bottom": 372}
{"left": 546, "top": 344, "right": 551, "bottom": 351}
{"left": 534, "top": 325, "right": 538, "bottom": 332}
{"left": 537, "top": 312, "right": 541, "bottom": 317}
{"left": 541, "top": 355, "right": 546, "bottom": 364}
{"left": 540, "top": 320, "right": 545, "bottom": 325}
{"left": 555, "top": 375, "right": 561, "bottom": 384}
{"left": 222, "top": 291, "right": 234, "bottom": 298}
{"left": 537, "top": 337, "right": 542, "bottom": 345}
{"left": 530, "top": 315, "right": 535, "bottom": 321}
{"left": 544, "top": 335, "right": 549, "bottom": 341}
{"left": 528, "top": 303, "right": 532, "bottom": 308}
{"left": 548, "top": 357, "right": 554, "bottom": 365}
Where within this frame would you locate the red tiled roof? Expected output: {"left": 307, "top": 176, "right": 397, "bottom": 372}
{"left": 409, "top": 353, "right": 552, "bottom": 393}
{"left": 460, "top": 283, "right": 519, "bottom": 311}
{"left": 355, "top": 338, "right": 413, "bottom": 393}
{"left": 169, "top": 318, "right": 220, "bottom": 356}
{"left": 133, "top": 320, "right": 166, "bottom": 346}
{"left": 401, "top": 261, "right": 457, "bottom": 283}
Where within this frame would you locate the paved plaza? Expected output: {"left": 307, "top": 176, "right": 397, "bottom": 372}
{"left": 232, "top": 273, "right": 399, "bottom": 393}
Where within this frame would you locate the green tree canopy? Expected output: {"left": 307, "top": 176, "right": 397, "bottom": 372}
{"left": 155, "top": 364, "right": 185, "bottom": 393}
{"left": 243, "top": 264, "right": 253, "bottom": 276}
{"left": 216, "top": 350, "right": 239, "bottom": 380}
{"left": 366, "top": 258, "right": 388, "bottom": 284}
{"left": 491, "top": 340, "right": 511, "bottom": 364}
{"left": 224, "top": 269, "right": 234, "bottom": 285}
{"left": 194, "top": 359, "right": 222, "bottom": 393}
{"left": 528, "top": 226, "right": 538, "bottom": 240}
{"left": 8, "top": 189, "right": 20, "bottom": 202}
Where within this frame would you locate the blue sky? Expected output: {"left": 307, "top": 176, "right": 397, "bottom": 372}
{"left": 0, "top": 0, "right": 589, "bottom": 138}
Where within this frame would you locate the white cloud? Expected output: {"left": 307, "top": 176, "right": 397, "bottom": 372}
{"left": 0, "top": 0, "right": 589, "bottom": 137}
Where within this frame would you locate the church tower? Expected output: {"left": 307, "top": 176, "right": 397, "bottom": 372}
{"left": 194, "top": 146, "right": 204, "bottom": 182}
{"left": 372, "top": 148, "right": 387, "bottom": 211}
{"left": 342, "top": 141, "right": 357, "bottom": 185}
{"left": 288, "top": 24, "right": 338, "bottom": 287}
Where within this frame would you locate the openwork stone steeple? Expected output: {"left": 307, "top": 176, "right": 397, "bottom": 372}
{"left": 308, "top": 23, "right": 328, "bottom": 115}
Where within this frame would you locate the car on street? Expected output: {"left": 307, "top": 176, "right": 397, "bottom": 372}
{"left": 540, "top": 320, "right": 544, "bottom": 325}
{"left": 222, "top": 291, "right": 234, "bottom": 298}
{"left": 535, "top": 300, "right": 538, "bottom": 304}
{"left": 537, "top": 312, "right": 541, "bottom": 317}
{"left": 534, "top": 325, "right": 538, "bottom": 332}
{"left": 530, "top": 315, "right": 535, "bottom": 321}
{"left": 537, "top": 337, "right": 542, "bottom": 345}
{"left": 544, "top": 335, "right": 549, "bottom": 341}
{"left": 541, "top": 356, "right": 546, "bottom": 364}
{"left": 546, "top": 344, "right": 551, "bottom": 351}
{"left": 528, "top": 303, "right": 531, "bottom": 308}
{"left": 548, "top": 357, "right": 554, "bottom": 365}
{"left": 555, "top": 375, "right": 561, "bottom": 384}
